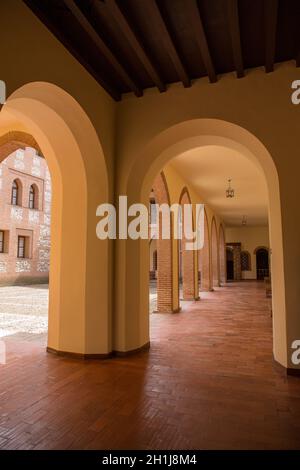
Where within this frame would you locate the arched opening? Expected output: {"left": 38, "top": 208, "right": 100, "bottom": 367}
{"left": 179, "top": 187, "right": 197, "bottom": 301}
{"left": 198, "top": 208, "right": 211, "bottom": 291}
{"left": 0, "top": 82, "right": 110, "bottom": 356}
{"left": 241, "top": 250, "right": 251, "bottom": 272}
{"left": 226, "top": 247, "right": 234, "bottom": 281}
{"left": 0, "top": 146, "right": 51, "bottom": 340}
{"left": 149, "top": 172, "right": 174, "bottom": 313}
{"left": 219, "top": 224, "right": 226, "bottom": 285}
{"left": 119, "top": 118, "right": 287, "bottom": 369}
{"left": 211, "top": 217, "right": 219, "bottom": 288}
{"left": 28, "top": 183, "right": 39, "bottom": 210}
{"left": 11, "top": 179, "right": 22, "bottom": 206}
{"left": 255, "top": 247, "right": 269, "bottom": 280}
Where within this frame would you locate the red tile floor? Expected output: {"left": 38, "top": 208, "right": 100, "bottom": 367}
{"left": 1, "top": 281, "right": 300, "bottom": 450}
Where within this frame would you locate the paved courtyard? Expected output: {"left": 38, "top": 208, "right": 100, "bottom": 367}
{"left": 0, "top": 284, "right": 49, "bottom": 342}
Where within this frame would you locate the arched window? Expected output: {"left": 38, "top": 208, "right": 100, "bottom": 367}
{"left": 11, "top": 180, "right": 20, "bottom": 205}
{"left": 29, "top": 185, "right": 35, "bottom": 209}
{"left": 241, "top": 251, "right": 251, "bottom": 271}
{"left": 29, "top": 184, "right": 39, "bottom": 209}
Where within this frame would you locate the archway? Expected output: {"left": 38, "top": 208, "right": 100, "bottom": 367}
{"left": 219, "top": 225, "right": 226, "bottom": 284}
{"left": 179, "top": 187, "right": 198, "bottom": 301}
{"left": 151, "top": 172, "right": 174, "bottom": 312}
{"left": 211, "top": 217, "right": 219, "bottom": 288}
{"left": 118, "top": 118, "right": 287, "bottom": 369}
{"left": 0, "top": 82, "right": 110, "bottom": 356}
{"left": 198, "top": 208, "right": 211, "bottom": 291}
{"left": 255, "top": 247, "right": 269, "bottom": 280}
{"left": 226, "top": 247, "right": 234, "bottom": 281}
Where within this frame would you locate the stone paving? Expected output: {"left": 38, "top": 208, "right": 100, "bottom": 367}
{"left": 0, "top": 284, "right": 48, "bottom": 341}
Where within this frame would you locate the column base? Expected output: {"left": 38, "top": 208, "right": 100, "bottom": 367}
{"left": 47, "top": 342, "right": 150, "bottom": 360}
{"left": 273, "top": 357, "right": 300, "bottom": 376}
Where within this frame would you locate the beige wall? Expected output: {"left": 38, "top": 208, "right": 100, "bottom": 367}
{"left": 226, "top": 226, "right": 269, "bottom": 279}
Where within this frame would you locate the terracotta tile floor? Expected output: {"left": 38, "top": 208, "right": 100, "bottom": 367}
{"left": 1, "top": 281, "right": 300, "bottom": 450}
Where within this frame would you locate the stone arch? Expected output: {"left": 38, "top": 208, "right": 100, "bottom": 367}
{"left": 0, "top": 81, "right": 110, "bottom": 356}
{"left": 211, "top": 217, "right": 219, "bottom": 288}
{"left": 117, "top": 118, "right": 287, "bottom": 369}
{"left": 198, "top": 207, "right": 211, "bottom": 291}
{"left": 219, "top": 224, "right": 226, "bottom": 284}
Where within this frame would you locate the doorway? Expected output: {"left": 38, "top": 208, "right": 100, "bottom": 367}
{"left": 256, "top": 248, "right": 269, "bottom": 280}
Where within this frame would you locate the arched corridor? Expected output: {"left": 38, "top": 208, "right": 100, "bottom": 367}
{"left": 2, "top": 1, "right": 300, "bottom": 451}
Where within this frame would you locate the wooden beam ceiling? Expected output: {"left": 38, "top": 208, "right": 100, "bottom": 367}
{"left": 23, "top": 0, "right": 300, "bottom": 101}
{"left": 104, "top": 0, "right": 166, "bottom": 93}
{"left": 264, "top": 0, "right": 278, "bottom": 73}
{"left": 64, "top": 0, "right": 142, "bottom": 97}
{"left": 228, "top": 0, "right": 244, "bottom": 78}
{"left": 185, "top": 0, "right": 217, "bottom": 83}
{"left": 146, "top": 0, "right": 190, "bottom": 88}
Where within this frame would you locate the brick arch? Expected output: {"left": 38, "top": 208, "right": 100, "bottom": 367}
{"left": 179, "top": 187, "right": 198, "bottom": 300}
{"left": 211, "top": 216, "right": 220, "bottom": 288}
{"left": 151, "top": 171, "right": 175, "bottom": 312}
{"left": 198, "top": 207, "right": 212, "bottom": 291}
{"left": 219, "top": 224, "right": 226, "bottom": 284}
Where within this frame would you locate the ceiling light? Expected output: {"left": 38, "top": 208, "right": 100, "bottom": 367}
{"left": 226, "top": 178, "right": 235, "bottom": 198}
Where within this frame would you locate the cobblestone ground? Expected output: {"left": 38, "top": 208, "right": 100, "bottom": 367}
{"left": 0, "top": 284, "right": 49, "bottom": 343}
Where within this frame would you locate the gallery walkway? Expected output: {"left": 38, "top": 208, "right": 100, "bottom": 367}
{"left": 0, "top": 282, "right": 300, "bottom": 449}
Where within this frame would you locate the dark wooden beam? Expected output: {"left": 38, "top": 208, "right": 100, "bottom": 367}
{"left": 23, "top": 0, "right": 121, "bottom": 101}
{"left": 63, "top": 0, "right": 143, "bottom": 97}
{"left": 227, "top": 0, "right": 244, "bottom": 78}
{"left": 264, "top": 0, "right": 278, "bottom": 73}
{"left": 147, "top": 0, "right": 190, "bottom": 88}
{"left": 104, "top": 0, "right": 166, "bottom": 92}
{"left": 185, "top": 0, "right": 217, "bottom": 83}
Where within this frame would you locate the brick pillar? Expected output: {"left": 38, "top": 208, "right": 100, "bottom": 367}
{"left": 211, "top": 217, "right": 220, "bottom": 287}
{"left": 180, "top": 190, "right": 197, "bottom": 300}
{"left": 152, "top": 173, "right": 174, "bottom": 312}
{"left": 219, "top": 224, "right": 226, "bottom": 284}
{"left": 198, "top": 209, "right": 211, "bottom": 290}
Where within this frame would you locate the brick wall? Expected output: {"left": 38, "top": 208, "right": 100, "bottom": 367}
{"left": 0, "top": 147, "right": 51, "bottom": 285}
{"left": 198, "top": 209, "right": 212, "bottom": 290}
{"left": 180, "top": 190, "right": 197, "bottom": 300}
{"left": 152, "top": 173, "right": 174, "bottom": 312}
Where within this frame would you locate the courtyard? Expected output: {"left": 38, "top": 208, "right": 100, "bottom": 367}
{"left": 0, "top": 284, "right": 48, "bottom": 342}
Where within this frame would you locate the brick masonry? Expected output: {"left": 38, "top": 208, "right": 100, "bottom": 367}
{"left": 0, "top": 147, "right": 51, "bottom": 285}
{"left": 198, "top": 209, "right": 212, "bottom": 291}
{"left": 152, "top": 173, "right": 174, "bottom": 312}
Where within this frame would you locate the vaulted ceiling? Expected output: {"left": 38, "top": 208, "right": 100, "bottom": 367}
{"left": 170, "top": 146, "right": 268, "bottom": 227}
{"left": 24, "top": 0, "right": 300, "bottom": 101}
